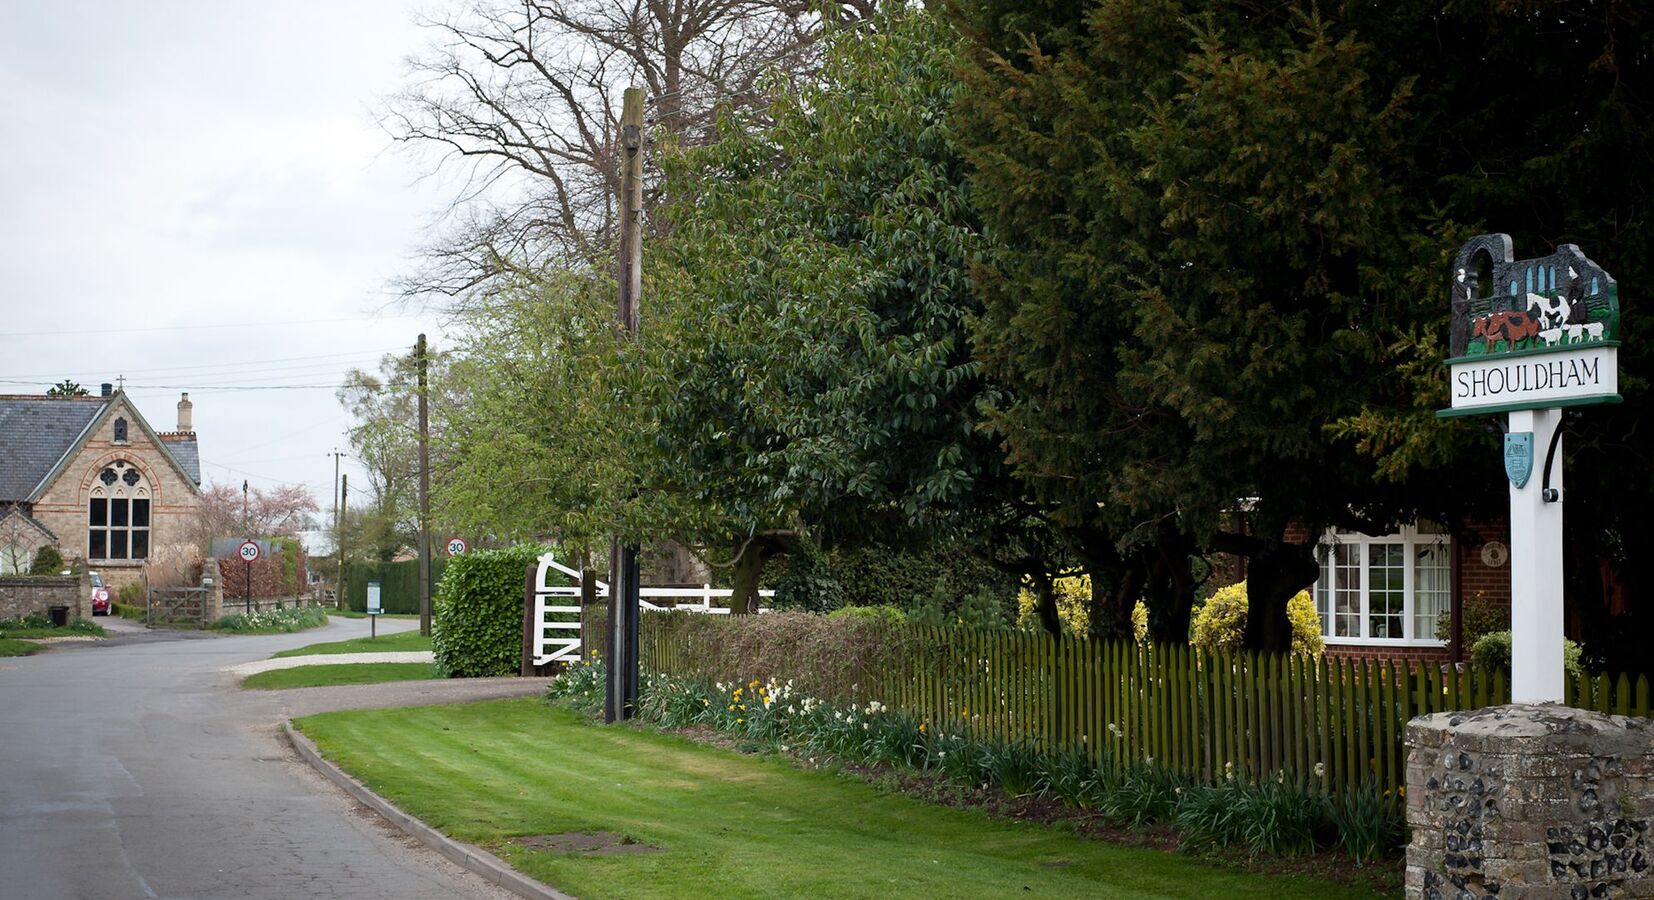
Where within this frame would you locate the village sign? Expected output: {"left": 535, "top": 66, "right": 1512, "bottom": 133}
{"left": 1439, "top": 234, "right": 1621, "bottom": 703}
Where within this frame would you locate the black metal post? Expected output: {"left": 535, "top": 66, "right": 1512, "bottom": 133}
{"left": 244, "top": 559, "right": 251, "bottom": 614}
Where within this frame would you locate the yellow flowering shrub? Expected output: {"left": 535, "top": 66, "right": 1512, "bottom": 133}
{"left": 1016, "top": 575, "right": 1149, "bottom": 640}
{"left": 1190, "top": 580, "right": 1323, "bottom": 656}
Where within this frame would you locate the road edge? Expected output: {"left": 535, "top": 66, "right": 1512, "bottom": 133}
{"left": 282, "top": 721, "right": 576, "bottom": 900}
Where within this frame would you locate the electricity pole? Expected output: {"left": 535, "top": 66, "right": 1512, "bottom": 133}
{"left": 606, "top": 86, "right": 644, "bottom": 724}
{"left": 417, "top": 333, "right": 432, "bottom": 638}
{"left": 338, "top": 473, "right": 347, "bottom": 609}
{"left": 329, "top": 450, "right": 343, "bottom": 608}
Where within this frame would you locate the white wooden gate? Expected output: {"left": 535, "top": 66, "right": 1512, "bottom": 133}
{"left": 528, "top": 552, "right": 774, "bottom": 666}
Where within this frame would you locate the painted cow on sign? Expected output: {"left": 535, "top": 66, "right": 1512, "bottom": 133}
{"left": 1472, "top": 310, "right": 1540, "bottom": 348}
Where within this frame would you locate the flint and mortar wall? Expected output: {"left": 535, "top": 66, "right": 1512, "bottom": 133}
{"left": 1407, "top": 704, "right": 1654, "bottom": 900}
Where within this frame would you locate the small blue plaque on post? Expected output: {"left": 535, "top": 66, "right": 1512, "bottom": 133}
{"left": 1505, "top": 431, "right": 1534, "bottom": 488}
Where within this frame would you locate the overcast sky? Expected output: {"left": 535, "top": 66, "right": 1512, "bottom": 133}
{"left": 0, "top": 1, "right": 463, "bottom": 541}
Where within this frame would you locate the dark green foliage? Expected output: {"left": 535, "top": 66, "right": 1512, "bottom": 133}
{"left": 831, "top": 543, "right": 1019, "bottom": 620}
{"left": 345, "top": 558, "right": 447, "bottom": 614}
{"left": 117, "top": 582, "right": 144, "bottom": 605}
{"left": 1175, "top": 777, "right": 1330, "bottom": 857}
{"left": 432, "top": 545, "right": 550, "bottom": 677}
{"left": 1326, "top": 781, "right": 1407, "bottom": 863}
{"left": 28, "top": 545, "right": 63, "bottom": 576}
{"left": 772, "top": 539, "right": 845, "bottom": 613}
{"left": 648, "top": 8, "right": 997, "bottom": 555}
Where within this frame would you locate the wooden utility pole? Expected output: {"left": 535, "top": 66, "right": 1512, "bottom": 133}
{"left": 417, "top": 333, "right": 432, "bottom": 638}
{"left": 606, "top": 86, "right": 645, "bottom": 724}
{"left": 330, "top": 450, "right": 343, "bottom": 608}
{"left": 338, "top": 473, "right": 347, "bottom": 607}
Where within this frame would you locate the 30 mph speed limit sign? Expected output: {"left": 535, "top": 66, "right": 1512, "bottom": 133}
{"left": 238, "top": 540, "right": 261, "bottom": 563}
{"left": 445, "top": 537, "right": 468, "bottom": 556}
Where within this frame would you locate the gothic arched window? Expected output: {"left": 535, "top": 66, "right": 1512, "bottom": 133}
{"left": 113, "top": 417, "right": 128, "bottom": 443}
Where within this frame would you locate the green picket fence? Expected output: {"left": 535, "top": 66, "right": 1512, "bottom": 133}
{"left": 639, "top": 619, "right": 1652, "bottom": 796}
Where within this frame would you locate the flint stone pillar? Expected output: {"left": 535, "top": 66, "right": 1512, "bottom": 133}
{"left": 1406, "top": 704, "right": 1654, "bottom": 900}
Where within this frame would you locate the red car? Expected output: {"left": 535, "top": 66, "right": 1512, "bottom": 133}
{"left": 90, "top": 573, "right": 111, "bottom": 616}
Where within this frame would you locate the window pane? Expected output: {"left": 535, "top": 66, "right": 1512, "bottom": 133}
{"left": 1414, "top": 541, "right": 1450, "bottom": 640}
{"left": 131, "top": 530, "right": 149, "bottom": 560}
{"left": 133, "top": 499, "right": 150, "bottom": 527}
{"left": 89, "top": 529, "right": 107, "bottom": 559}
{"left": 1369, "top": 542, "right": 1405, "bottom": 639}
{"left": 110, "top": 530, "right": 128, "bottom": 559}
{"left": 1333, "top": 543, "right": 1360, "bottom": 637}
{"left": 89, "top": 498, "right": 107, "bottom": 527}
{"left": 112, "top": 499, "right": 129, "bottom": 527}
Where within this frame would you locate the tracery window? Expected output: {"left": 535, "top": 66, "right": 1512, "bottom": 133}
{"left": 88, "top": 462, "right": 149, "bottom": 561}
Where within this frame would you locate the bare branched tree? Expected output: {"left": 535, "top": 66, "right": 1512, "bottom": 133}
{"left": 384, "top": 0, "right": 869, "bottom": 307}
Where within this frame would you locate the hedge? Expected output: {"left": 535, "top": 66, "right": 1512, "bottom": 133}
{"left": 432, "top": 545, "right": 549, "bottom": 677}
{"left": 344, "top": 558, "right": 447, "bottom": 614}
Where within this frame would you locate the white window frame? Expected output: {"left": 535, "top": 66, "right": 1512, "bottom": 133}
{"left": 1314, "top": 524, "right": 1450, "bottom": 648}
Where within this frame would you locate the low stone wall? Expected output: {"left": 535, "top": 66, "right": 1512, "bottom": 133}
{"left": 0, "top": 575, "right": 86, "bottom": 621}
{"left": 1406, "top": 704, "right": 1654, "bottom": 899}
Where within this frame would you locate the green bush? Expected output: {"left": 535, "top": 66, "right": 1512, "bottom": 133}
{"left": 826, "top": 604, "right": 907, "bottom": 624}
{"left": 830, "top": 543, "right": 1019, "bottom": 621}
{"left": 773, "top": 539, "right": 845, "bottom": 613}
{"left": 1191, "top": 581, "right": 1323, "bottom": 656}
{"left": 344, "top": 558, "right": 448, "bottom": 613}
{"left": 117, "top": 582, "right": 145, "bottom": 605}
{"left": 433, "top": 544, "right": 550, "bottom": 677}
{"left": 1470, "top": 629, "right": 1585, "bottom": 679}
{"left": 29, "top": 545, "right": 64, "bottom": 576}
{"left": 1434, "top": 591, "right": 1507, "bottom": 647}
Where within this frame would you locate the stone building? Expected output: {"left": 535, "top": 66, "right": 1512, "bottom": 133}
{"left": 0, "top": 385, "right": 201, "bottom": 591}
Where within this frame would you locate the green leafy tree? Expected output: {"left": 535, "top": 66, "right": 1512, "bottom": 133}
{"left": 644, "top": 8, "right": 1003, "bottom": 609}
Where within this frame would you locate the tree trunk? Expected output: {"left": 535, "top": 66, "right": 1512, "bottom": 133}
{"left": 1030, "top": 573, "right": 1061, "bottom": 636}
{"left": 1243, "top": 541, "right": 1320, "bottom": 653}
{"left": 1143, "top": 530, "right": 1197, "bottom": 644}
{"left": 730, "top": 541, "right": 769, "bottom": 615}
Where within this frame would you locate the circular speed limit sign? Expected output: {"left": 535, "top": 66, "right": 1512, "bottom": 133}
{"left": 445, "top": 537, "right": 468, "bottom": 556}
{"left": 238, "top": 540, "right": 261, "bottom": 563}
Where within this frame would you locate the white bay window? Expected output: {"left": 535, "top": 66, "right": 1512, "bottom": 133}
{"left": 1314, "top": 522, "right": 1450, "bottom": 645}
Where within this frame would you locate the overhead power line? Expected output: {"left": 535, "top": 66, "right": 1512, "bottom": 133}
{"left": 2, "top": 315, "right": 430, "bottom": 338}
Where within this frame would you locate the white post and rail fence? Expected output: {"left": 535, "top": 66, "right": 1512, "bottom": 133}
{"left": 521, "top": 552, "right": 773, "bottom": 672}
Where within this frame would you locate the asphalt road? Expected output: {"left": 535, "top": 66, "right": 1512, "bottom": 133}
{"left": 0, "top": 615, "right": 541, "bottom": 900}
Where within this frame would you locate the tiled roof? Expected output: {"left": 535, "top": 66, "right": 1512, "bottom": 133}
{"left": 161, "top": 437, "right": 201, "bottom": 485}
{"left": 0, "top": 397, "right": 106, "bottom": 501}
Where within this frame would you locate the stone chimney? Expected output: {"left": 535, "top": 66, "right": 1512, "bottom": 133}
{"left": 177, "top": 392, "right": 193, "bottom": 432}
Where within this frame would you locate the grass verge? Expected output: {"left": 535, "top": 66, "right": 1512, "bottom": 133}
{"left": 296, "top": 699, "right": 1390, "bottom": 900}
{"left": 329, "top": 611, "right": 421, "bottom": 620}
{"left": 245, "top": 662, "right": 439, "bottom": 689}
{"left": 0, "top": 638, "right": 44, "bottom": 657}
{"left": 273, "top": 629, "right": 432, "bottom": 658}
{"left": 0, "top": 619, "right": 105, "bottom": 639}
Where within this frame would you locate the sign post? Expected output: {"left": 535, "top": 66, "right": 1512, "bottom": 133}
{"left": 1438, "top": 234, "right": 1621, "bottom": 703}
{"left": 366, "top": 580, "right": 382, "bottom": 640}
{"left": 237, "top": 540, "right": 260, "bottom": 615}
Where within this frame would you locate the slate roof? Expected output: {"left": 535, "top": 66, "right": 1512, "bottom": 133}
{"left": 0, "top": 397, "right": 105, "bottom": 501}
{"left": 161, "top": 437, "right": 202, "bottom": 485}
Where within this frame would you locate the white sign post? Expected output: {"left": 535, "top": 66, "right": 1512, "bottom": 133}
{"left": 237, "top": 540, "right": 260, "bottom": 615}
{"left": 366, "top": 580, "right": 382, "bottom": 640}
{"left": 1439, "top": 235, "right": 1621, "bottom": 704}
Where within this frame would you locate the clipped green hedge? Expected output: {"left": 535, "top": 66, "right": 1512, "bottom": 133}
{"left": 432, "top": 545, "right": 549, "bottom": 677}
{"left": 344, "top": 558, "right": 447, "bottom": 614}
